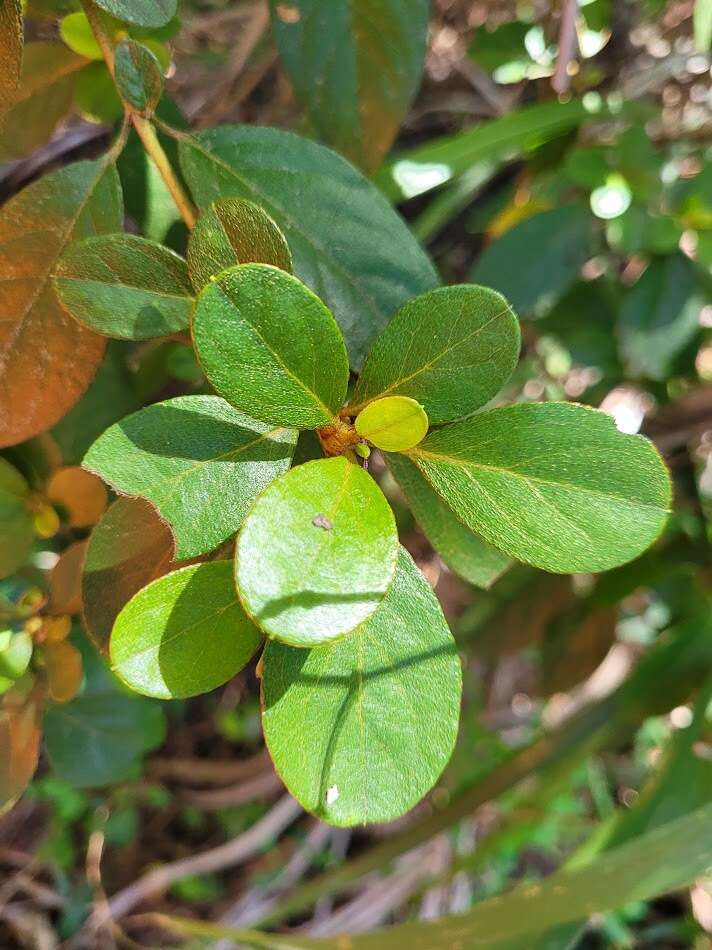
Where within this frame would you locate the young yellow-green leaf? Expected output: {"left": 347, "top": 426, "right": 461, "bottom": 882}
{"left": 178, "top": 126, "right": 438, "bottom": 367}
{"left": 0, "top": 42, "right": 87, "bottom": 160}
{"left": 262, "top": 547, "right": 461, "bottom": 826}
{"left": 353, "top": 285, "right": 520, "bottom": 425}
{"left": 93, "top": 0, "right": 175, "bottom": 28}
{"left": 192, "top": 264, "right": 349, "bottom": 428}
{"left": 0, "top": 159, "right": 122, "bottom": 448}
{"left": 84, "top": 395, "right": 297, "bottom": 559}
{"left": 386, "top": 453, "right": 511, "bottom": 589}
{"left": 54, "top": 234, "right": 193, "bottom": 340}
{"left": 0, "top": 631, "right": 33, "bottom": 692}
{"left": 187, "top": 198, "right": 293, "bottom": 292}
{"left": 355, "top": 395, "right": 428, "bottom": 452}
{"left": 111, "top": 562, "right": 262, "bottom": 700}
{"left": 410, "top": 403, "right": 671, "bottom": 574}
{"left": 0, "top": 0, "right": 23, "bottom": 116}
{"left": 114, "top": 38, "right": 163, "bottom": 113}
{"left": 59, "top": 11, "right": 103, "bottom": 60}
{"left": 0, "top": 459, "right": 33, "bottom": 580}
{"left": 236, "top": 457, "right": 398, "bottom": 647}
{"left": 269, "top": 0, "right": 428, "bottom": 174}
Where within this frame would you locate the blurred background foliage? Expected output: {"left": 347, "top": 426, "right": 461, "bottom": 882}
{"left": 1, "top": 0, "right": 711, "bottom": 947}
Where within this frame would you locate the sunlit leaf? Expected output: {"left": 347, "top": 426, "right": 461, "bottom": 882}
{"left": 0, "top": 631, "right": 33, "bottom": 692}
{"left": 43, "top": 639, "right": 83, "bottom": 703}
{"left": 114, "top": 38, "right": 163, "bottom": 113}
{"left": 0, "top": 459, "right": 33, "bottom": 579}
{"left": 355, "top": 395, "right": 428, "bottom": 452}
{"left": 46, "top": 466, "right": 107, "bottom": 527}
{"left": 0, "top": 0, "right": 23, "bottom": 118}
{"left": 0, "top": 688, "right": 42, "bottom": 813}
{"left": 59, "top": 11, "right": 103, "bottom": 60}
{"left": 48, "top": 540, "right": 87, "bottom": 616}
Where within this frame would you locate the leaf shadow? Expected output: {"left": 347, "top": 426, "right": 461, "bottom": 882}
{"left": 256, "top": 589, "right": 386, "bottom": 624}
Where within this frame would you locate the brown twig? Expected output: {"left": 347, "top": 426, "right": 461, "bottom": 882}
{"left": 182, "top": 769, "right": 283, "bottom": 810}
{"left": 147, "top": 748, "right": 271, "bottom": 785}
{"left": 552, "top": 0, "right": 580, "bottom": 95}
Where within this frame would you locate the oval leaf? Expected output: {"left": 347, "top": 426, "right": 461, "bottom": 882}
{"left": 269, "top": 0, "right": 428, "bottom": 174}
{"left": 0, "top": 159, "right": 123, "bottom": 448}
{"left": 114, "top": 38, "right": 163, "bottom": 113}
{"left": 54, "top": 234, "right": 193, "bottom": 340}
{"left": 59, "top": 11, "right": 103, "bottom": 60}
{"left": 83, "top": 496, "right": 179, "bottom": 652}
{"left": 0, "top": 0, "right": 23, "bottom": 116}
{"left": 0, "top": 459, "right": 32, "bottom": 580}
{"left": 192, "top": 264, "right": 349, "bottom": 428}
{"left": 93, "top": 0, "right": 175, "bottom": 28}
{"left": 187, "top": 197, "right": 293, "bottom": 291}
{"left": 262, "top": 547, "right": 462, "bottom": 825}
{"left": 84, "top": 395, "right": 297, "bottom": 559}
{"left": 48, "top": 540, "right": 87, "bottom": 616}
{"left": 353, "top": 285, "right": 521, "bottom": 424}
{"left": 178, "top": 125, "right": 438, "bottom": 367}
{"left": 46, "top": 466, "right": 107, "bottom": 527}
{"left": 355, "top": 395, "right": 428, "bottom": 452}
{"left": 44, "top": 639, "right": 83, "bottom": 704}
{"left": 0, "top": 691, "right": 42, "bottom": 813}
{"left": 236, "top": 456, "right": 398, "bottom": 646}
{"left": 409, "top": 402, "right": 671, "bottom": 574}
{"left": 111, "top": 562, "right": 262, "bottom": 699}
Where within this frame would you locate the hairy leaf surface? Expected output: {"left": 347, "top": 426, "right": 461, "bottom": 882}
{"left": 0, "top": 0, "right": 22, "bottom": 117}
{"left": 355, "top": 396, "right": 428, "bottom": 452}
{"left": 114, "top": 39, "right": 163, "bottom": 113}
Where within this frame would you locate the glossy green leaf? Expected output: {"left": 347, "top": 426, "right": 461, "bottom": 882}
{"left": 54, "top": 234, "right": 193, "bottom": 340}
{"left": 410, "top": 402, "right": 671, "bottom": 573}
{"left": 270, "top": 0, "right": 428, "bottom": 174}
{"left": 0, "top": 0, "right": 23, "bottom": 116}
{"left": 620, "top": 253, "right": 704, "bottom": 381}
{"left": 0, "top": 42, "right": 87, "bottom": 160}
{"left": 353, "top": 285, "right": 520, "bottom": 424}
{"left": 114, "top": 39, "right": 163, "bottom": 113}
{"left": 44, "top": 634, "right": 165, "bottom": 787}
{"left": 355, "top": 396, "right": 428, "bottom": 452}
{"left": 192, "top": 264, "right": 349, "bottom": 428}
{"left": 178, "top": 125, "right": 438, "bottom": 367}
{"left": 236, "top": 457, "right": 399, "bottom": 646}
{"left": 262, "top": 547, "right": 461, "bottom": 825}
{"left": 59, "top": 11, "right": 103, "bottom": 59}
{"left": 93, "top": 0, "right": 175, "bottom": 28}
{"left": 0, "top": 158, "right": 123, "bottom": 448}
{"left": 387, "top": 453, "right": 511, "bottom": 589}
{"left": 111, "top": 562, "right": 262, "bottom": 700}
{"left": 470, "top": 205, "right": 592, "bottom": 316}
{"left": 84, "top": 395, "right": 297, "bottom": 559}
{"left": 0, "top": 459, "right": 33, "bottom": 580}
{"left": 187, "top": 198, "right": 293, "bottom": 291}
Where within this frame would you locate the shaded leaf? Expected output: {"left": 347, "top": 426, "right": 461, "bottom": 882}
{"left": 0, "top": 688, "right": 42, "bottom": 813}
{"left": 84, "top": 395, "right": 297, "bottom": 559}
{"left": 83, "top": 496, "right": 179, "bottom": 653}
{"left": 54, "top": 234, "right": 193, "bottom": 340}
{"left": 0, "top": 158, "right": 123, "bottom": 448}
{"left": 0, "top": 458, "right": 33, "bottom": 579}
{"left": 353, "top": 285, "right": 520, "bottom": 423}
{"left": 0, "top": 42, "right": 87, "bottom": 160}
{"left": 93, "top": 0, "right": 175, "bottom": 28}
{"left": 262, "top": 547, "right": 461, "bottom": 826}
{"left": 74, "top": 60, "right": 122, "bottom": 123}
{"left": 187, "top": 198, "right": 293, "bottom": 291}
{"left": 236, "top": 457, "right": 398, "bottom": 646}
{"left": 178, "top": 125, "right": 438, "bottom": 367}
{"left": 387, "top": 453, "right": 511, "bottom": 589}
{"left": 111, "top": 562, "right": 262, "bottom": 699}
{"left": 270, "top": 0, "right": 428, "bottom": 174}
{"left": 48, "top": 540, "right": 86, "bottom": 616}
{"left": 192, "top": 264, "right": 348, "bottom": 428}
{"left": 46, "top": 466, "right": 107, "bottom": 527}
{"left": 410, "top": 402, "right": 671, "bottom": 573}
{"left": 355, "top": 396, "right": 428, "bottom": 452}
{"left": 114, "top": 38, "right": 163, "bottom": 113}
{"left": 0, "top": 0, "right": 23, "bottom": 117}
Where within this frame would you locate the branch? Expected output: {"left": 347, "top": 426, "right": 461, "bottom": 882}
{"left": 552, "top": 0, "right": 580, "bottom": 95}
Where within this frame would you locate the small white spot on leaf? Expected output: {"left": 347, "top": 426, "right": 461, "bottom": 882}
{"left": 326, "top": 784, "right": 339, "bottom": 804}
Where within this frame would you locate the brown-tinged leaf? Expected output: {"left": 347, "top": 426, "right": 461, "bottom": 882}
{"left": 0, "top": 42, "right": 88, "bottom": 160}
{"left": 0, "top": 687, "right": 43, "bottom": 813}
{"left": 43, "top": 640, "right": 82, "bottom": 703}
{"left": 48, "top": 541, "right": 87, "bottom": 616}
{"left": 0, "top": 0, "right": 23, "bottom": 120}
{"left": 0, "top": 159, "right": 123, "bottom": 448}
{"left": 46, "top": 467, "right": 107, "bottom": 528}
{"left": 82, "top": 496, "right": 179, "bottom": 653}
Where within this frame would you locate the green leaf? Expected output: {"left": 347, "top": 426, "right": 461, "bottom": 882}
{"left": 386, "top": 453, "right": 511, "bottom": 589}
{"left": 236, "top": 457, "right": 398, "bottom": 647}
{"left": 269, "top": 0, "right": 428, "bottom": 174}
{"left": 74, "top": 60, "right": 122, "bottom": 123}
{"left": 0, "top": 0, "right": 23, "bottom": 115}
{"left": 54, "top": 234, "right": 193, "bottom": 340}
{"left": 619, "top": 253, "right": 704, "bottom": 381}
{"left": 111, "top": 562, "right": 262, "bottom": 700}
{"left": 43, "top": 634, "right": 166, "bottom": 787}
{"left": 355, "top": 396, "right": 428, "bottom": 452}
{"left": 470, "top": 206, "right": 593, "bottom": 316}
{"left": 0, "top": 459, "right": 33, "bottom": 580}
{"left": 0, "top": 158, "right": 123, "bottom": 448}
{"left": 83, "top": 496, "right": 180, "bottom": 653}
{"left": 114, "top": 39, "right": 163, "bottom": 113}
{"left": 353, "top": 285, "right": 520, "bottom": 424}
{"left": 187, "top": 198, "right": 293, "bottom": 291}
{"left": 0, "top": 42, "right": 87, "bottom": 160}
{"left": 84, "top": 395, "right": 297, "bottom": 559}
{"left": 262, "top": 547, "right": 461, "bottom": 825}
{"left": 694, "top": 0, "right": 712, "bottom": 50}
{"left": 0, "top": 631, "right": 33, "bottom": 688}
{"left": 92, "top": 0, "right": 175, "bottom": 28}
{"left": 178, "top": 125, "right": 438, "bottom": 367}
{"left": 192, "top": 264, "right": 349, "bottom": 428}
{"left": 59, "top": 11, "right": 103, "bottom": 59}
{"left": 409, "top": 402, "right": 671, "bottom": 573}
